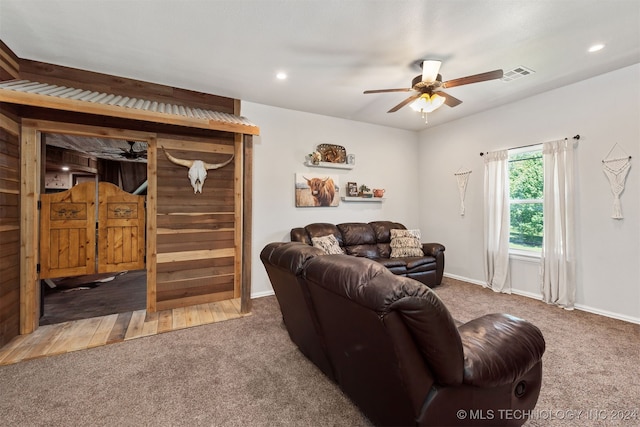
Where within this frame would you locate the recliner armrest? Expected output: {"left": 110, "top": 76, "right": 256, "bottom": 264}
{"left": 458, "top": 313, "right": 545, "bottom": 388}
{"left": 422, "top": 243, "right": 445, "bottom": 257}
{"left": 260, "top": 242, "right": 325, "bottom": 275}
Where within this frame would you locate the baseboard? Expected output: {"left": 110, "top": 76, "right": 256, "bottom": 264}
{"left": 443, "top": 272, "right": 485, "bottom": 287}
{"left": 251, "top": 289, "right": 275, "bottom": 299}
{"left": 443, "top": 273, "right": 640, "bottom": 325}
{"left": 573, "top": 303, "right": 640, "bottom": 325}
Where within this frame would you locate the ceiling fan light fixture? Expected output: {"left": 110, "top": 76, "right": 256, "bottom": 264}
{"left": 410, "top": 93, "right": 446, "bottom": 114}
{"left": 410, "top": 93, "right": 446, "bottom": 123}
{"left": 421, "top": 60, "right": 442, "bottom": 83}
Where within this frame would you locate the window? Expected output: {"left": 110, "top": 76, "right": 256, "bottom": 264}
{"left": 509, "top": 146, "right": 543, "bottom": 252}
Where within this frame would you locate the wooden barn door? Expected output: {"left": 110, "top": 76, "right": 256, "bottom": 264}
{"left": 97, "top": 182, "right": 145, "bottom": 273}
{"left": 39, "top": 182, "right": 96, "bottom": 279}
{"left": 40, "top": 181, "right": 145, "bottom": 279}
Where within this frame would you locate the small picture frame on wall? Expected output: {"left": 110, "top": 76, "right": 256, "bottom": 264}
{"left": 347, "top": 182, "right": 358, "bottom": 197}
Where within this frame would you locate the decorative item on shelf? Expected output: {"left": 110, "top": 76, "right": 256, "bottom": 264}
{"left": 347, "top": 182, "right": 358, "bottom": 197}
{"left": 359, "top": 184, "right": 373, "bottom": 198}
{"left": 373, "top": 188, "right": 385, "bottom": 198}
{"left": 308, "top": 151, "right": 322, "bottom": 165}
{"left": 347, "top": 153, "right": 356, "bottom": 165}
{"left": 316, "top": 144, "right": 347, "bottom": 163}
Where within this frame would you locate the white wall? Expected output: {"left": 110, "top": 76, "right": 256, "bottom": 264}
{"left": 242, "top": 103, "right": 420, "bottom": 297}
{"left": 417, "top": 64, "right": 640, "bottom": 322}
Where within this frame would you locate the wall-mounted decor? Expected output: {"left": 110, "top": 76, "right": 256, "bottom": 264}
{"left": 602, "top": 143, "right": 632, "bottom": 219}
{"left": 45, "top": 172, "right": 72, "bottom": 190}
{"left": 454, "top": 168, "right": 472, "bottom": 216}
{"left": 295, "top": 173, "right": 340, "bottom": 207}
{"left": 162, "top": 147, "right": 234, "bottom": 194}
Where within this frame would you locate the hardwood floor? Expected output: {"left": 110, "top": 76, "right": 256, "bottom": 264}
{"left": 0, "top": 298, "right": 247, "bottom": 366}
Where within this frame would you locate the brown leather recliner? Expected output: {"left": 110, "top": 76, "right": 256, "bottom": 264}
{"left": 291, "top": 221, "right": 445, "bottom": 287}
{"left": 260, "top": 242, "right": 545, "bottom": 427}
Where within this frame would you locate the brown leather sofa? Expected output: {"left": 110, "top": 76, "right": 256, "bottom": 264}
{"left": 260, "top": 242, "right": 546, "bottom": 427}
{"left": 290, "top": 221, "right": 445, "bottom": 287}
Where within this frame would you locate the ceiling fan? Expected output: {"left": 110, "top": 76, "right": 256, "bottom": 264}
{"left": 364, "top": 60, "right": 503, "bottom": 121}
{"left": 118, "top": 141, "right": 147, "bottom": 160}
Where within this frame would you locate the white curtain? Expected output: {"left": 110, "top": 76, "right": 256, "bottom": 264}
{"left": 541, "top": 139, "right": 576, "bottom": 309}
{"left": 483, "top": 150, "right": 511, "bottom": 293}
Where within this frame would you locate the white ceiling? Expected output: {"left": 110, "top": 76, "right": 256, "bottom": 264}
{"left": 1, "top": 0, "right": 639, "bottom": 132}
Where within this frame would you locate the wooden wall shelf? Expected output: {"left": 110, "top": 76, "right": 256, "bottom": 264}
{"left": 304, "top": 160, "right": 354, "bottom": 170}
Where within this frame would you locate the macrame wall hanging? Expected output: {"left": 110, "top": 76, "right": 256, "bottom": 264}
{"left": 601, "top": 143, "right": 632, "bottom": 219}
{"left": 454, "top": 168, "right": 472, "bottom": 216}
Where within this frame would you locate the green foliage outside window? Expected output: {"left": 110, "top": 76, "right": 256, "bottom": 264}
{"left": 509, "top": 151, "right": 543, "bottom": 250}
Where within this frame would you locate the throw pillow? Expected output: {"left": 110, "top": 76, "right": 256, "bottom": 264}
{"left": 390, "top": 229, "right": 424, "bottom": 257}
{"left": 311, "top": 234, "right": 345, "bottom": 255}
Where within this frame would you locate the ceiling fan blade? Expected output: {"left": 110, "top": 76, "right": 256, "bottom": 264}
{"left": 437, "top": 91, "right": 463, "bottom": 107}
{"left": 442, "top": 69, "right": 504, "bottom": 89}
{"left": 364, "top": 88, "right": 412, "bottom": 94}
{"left": 387, "top": 94, "right": 420, "bottom": 113}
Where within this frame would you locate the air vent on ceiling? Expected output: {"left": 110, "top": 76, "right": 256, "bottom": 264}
{"left": 501, "top": 66, "right": 535, "bottom": 82}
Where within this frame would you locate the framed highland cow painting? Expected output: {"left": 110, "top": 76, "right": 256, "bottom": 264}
{"left": 295, "top": 173, "right": 340, "bottom": 207}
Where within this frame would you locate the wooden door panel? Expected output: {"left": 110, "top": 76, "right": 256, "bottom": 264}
{"left": 39, "top": 182, "right": 96, "bottom": 279}
{"left": 97, "top": 182, "right": 145, "bottom": 273}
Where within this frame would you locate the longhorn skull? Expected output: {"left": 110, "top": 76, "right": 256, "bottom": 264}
{"left": 162, "top": 147, "right": 234, "bottom": 193}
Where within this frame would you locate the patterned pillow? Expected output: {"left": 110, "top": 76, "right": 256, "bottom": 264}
{"left": 311, "top": 234, "right": 345, "bottom": 255}
{"left": 390, "top": 229, "right": 424, "bottom": 257}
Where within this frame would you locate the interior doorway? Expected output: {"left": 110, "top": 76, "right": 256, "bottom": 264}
{"left": 40, "top": 133, "right": 149, "bottom": 325}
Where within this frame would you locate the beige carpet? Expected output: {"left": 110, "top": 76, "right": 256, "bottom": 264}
{"left": 436, "top": 278, "right": 640, "bottom": 427}
{"left": 0, "top": 277, "right": 638, "bottom": 426}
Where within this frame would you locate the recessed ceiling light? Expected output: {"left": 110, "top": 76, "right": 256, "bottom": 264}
{"left": 61, "top": 166, "right": 70, "bottom": 171}
{"left": 588, "top": 44, "right": 605, "bottom": 53}
{"left": 276, "top": 72, "right": 287, "bottom": 80}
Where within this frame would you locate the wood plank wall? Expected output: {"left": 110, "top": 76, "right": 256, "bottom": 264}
{"left": 0, "top": 40, "right": 19, "bottom": 81}
{"left": 0, "top": 105, "right": 20, "bottom": 347}
{"left": 0, "top": 40, "right": 253, "bottom": 341}
{"left": 18, "top": 59, "right": 236, "bottom": 114}
{"left": 154, "top": 136, "right": 238, "bottom": 311}
{"left": 45, "top": 144, "right": 98, "bottom": 174}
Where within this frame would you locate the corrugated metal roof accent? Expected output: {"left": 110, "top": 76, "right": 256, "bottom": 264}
{"left": 0, "top": 79, "right": 259, "bottom": 135}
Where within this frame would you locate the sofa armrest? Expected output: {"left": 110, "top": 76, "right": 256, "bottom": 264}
{"left": 421, "top": 242, "right": 445, "bottom": 257}
{"left": 458, "top": 313, "right": 545, "bottom": 388}
{"left": 422, "top": 243, "right": 445, "bottom": 284}
{"left": 291, "top": 227, "right": 311, "bottom": 245}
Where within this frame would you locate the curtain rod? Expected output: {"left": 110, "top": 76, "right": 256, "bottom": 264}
{"left": 479, "top": 134, "right": 580, "bottom": 157}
